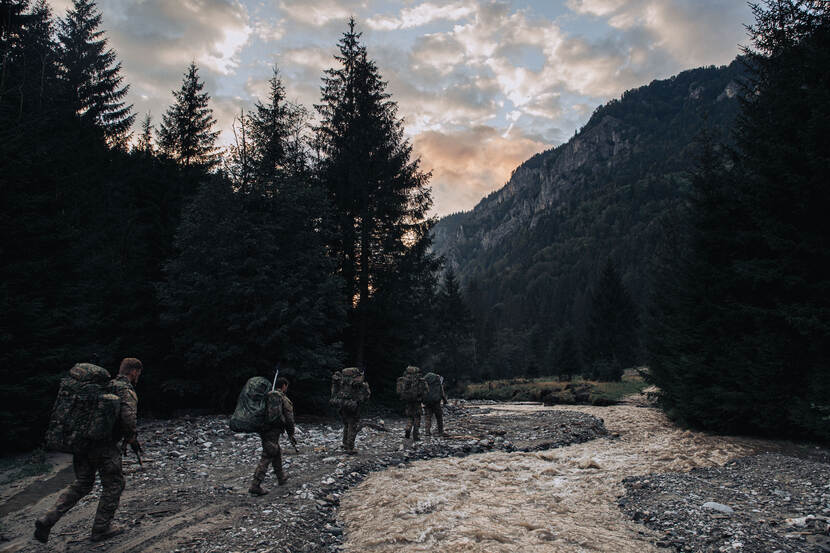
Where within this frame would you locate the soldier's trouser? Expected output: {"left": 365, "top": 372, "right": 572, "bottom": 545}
{"left": 253, "top": 429, "right": 286, "bottom": 484}
{"left": 41, "top": 443, "right": 125, "bottom": 533}
{"left": 339, "top": 406, "right": 360, "bottom": 451}
{"left": 424, "top": 402, "right": 444, "bottom": 435}
{"left": 404, "top": 403, "right": 421, "bottom": 440}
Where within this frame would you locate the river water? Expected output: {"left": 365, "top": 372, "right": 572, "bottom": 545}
{"left": 338, "top": 403, "right": 769, "bottom": 553}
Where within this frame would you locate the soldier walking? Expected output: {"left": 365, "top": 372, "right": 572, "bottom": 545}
{"left": 249, "top": 377, "right": 295, "bottom": 495}
{"left": 423, "top": 372, "right": 448, "bottom": 437}
{"left": 330, "top": 367, "right": 371, "bottom": 454}
{"left": 35, "top": 357, "right": 143, "bottom": 543}
{"left": 397, "top": 366, "right": 426, "bottom": 441}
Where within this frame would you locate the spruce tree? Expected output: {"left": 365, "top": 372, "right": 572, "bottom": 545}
{"left": 432, "top": 267, "right": 475, "bottom": 382}
{"left": 134, "top": 112, "right": 153, "bottom": 154}
{"left": 56, "top": 0, "right": 133, "bottom": 146}
{"left": 157, "top": 62, "right": 220, "bottom": 170}
{"left": 315, "top": 18, "right": 436, "bottom": 368}
{"left": 584, "top": 260, "right": 639, "bottom": 380}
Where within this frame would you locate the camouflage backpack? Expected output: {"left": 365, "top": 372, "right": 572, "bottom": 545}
{"left": 229, "top": 376, "right": 270, "bottom": 433}
{"left": 330, "top": 367, "right": 369, "bottom": 410}
{"left": 44, "top": 363, "right": 122, "bottom": 453}
{"left": 423, "top": 372, "right": 444, "bottom": 403}
{"left": 396, "top": 366, "right": 427, "bottom": 402}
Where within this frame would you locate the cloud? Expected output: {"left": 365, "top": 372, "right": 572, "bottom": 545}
{"left": 253, "top": 18, "right": 285, "bottom": 42}
{"left": 366, "top": 1, "right": 475, "bottom": 31}
{"left": 414, "top": 126, "right": 549, "bottom": 215}
{"left": 278, "top": 0, "right": 364, "bottom": 27}
{"left": 566, "top": 0, "right": 749, "bottom": 68}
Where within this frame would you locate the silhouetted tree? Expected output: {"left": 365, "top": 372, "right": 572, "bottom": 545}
{"left": 315, "top": 19, "right": 436, "bottom": 370}
{"left": 158, "top": 62, "right": 219, "bottom": 169}
{"left": 57, "top": 0, "right": 133, "bottom": 146}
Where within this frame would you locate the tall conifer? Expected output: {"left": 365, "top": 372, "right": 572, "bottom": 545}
{"left": 56, "top": 0, "right": 133, "bottom": 146}
{"left": 157, "top": 62, "right": 220, "bottom": 170}
{"left": 315, "top": 19, "right": 436, "bottom": 367}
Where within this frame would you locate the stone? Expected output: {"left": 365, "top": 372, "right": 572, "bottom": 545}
{"left": 703, "top": 502, "right": 734, "bottom": 514}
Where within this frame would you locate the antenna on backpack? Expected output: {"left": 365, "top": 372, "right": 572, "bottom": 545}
{"left": 271, "top": 362, "right": 281, "bottom": 391}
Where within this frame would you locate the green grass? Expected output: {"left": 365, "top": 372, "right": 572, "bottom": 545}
{"left": 463, "top": 373, "right": 648, "bottom": 405}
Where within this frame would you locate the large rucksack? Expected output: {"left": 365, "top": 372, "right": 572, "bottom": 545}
{"left": 423, "top": 372, "right": 444, "bottom": 403}
{"left": 229, "top": 376, "right": 270, "bottom": 433}
{"left": 45, "top": 363, "right": 122, "bottom": 453}
{"left": 396, "top": 366, "right": 427, "bottom": 402}
{"left": 330, "top": 367, "right": 369, "bottom": 410}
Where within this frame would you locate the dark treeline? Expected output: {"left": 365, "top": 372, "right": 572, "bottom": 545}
{"left": 647, "top": 0, "right": 830, "bottom": 442}
{"left": 0, "top": 2, "right": 459, "bottom": 451}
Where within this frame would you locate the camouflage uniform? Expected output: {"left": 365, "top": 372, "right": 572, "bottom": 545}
{"left": 424, "top": 383, "right": 448, "bottom": 436}
{"left": 37, "top": 375, "right": 137, "bottom": 538}
{"left": 404, "top": 402, "right": 422, "bottom": 441}
{"left": 251, "top": 392, "right": 294, "bottom": 492}
{"left": 339, "top": 405, "right": 361, "bottom": 453}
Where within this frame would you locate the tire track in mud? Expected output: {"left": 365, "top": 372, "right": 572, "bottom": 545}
{"left": 337, "top": 404, "right": 777, "bottom": 553}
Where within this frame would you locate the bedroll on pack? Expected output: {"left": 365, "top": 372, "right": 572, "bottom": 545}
{"left": 45, "top": 364, "right": 121, "bottom": 453}
{"left": 229, "top": 376, "right": 270, "bottom": 433}
{"left": 423, "top": 372, "right": 443, "bottom": 403}
{"left": 396, "top": 366, "right": 427, "bottom": 402}
{"left": 330, "top": 367, "right": 369, "bottom": 410}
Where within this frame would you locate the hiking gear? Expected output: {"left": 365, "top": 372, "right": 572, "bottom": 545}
{"left": 396, "top": 366, "right": 426, "bottom": 402}
{"left": 229, "top": 377, "right": 271, "bottom": 433}
{"left": 249, "top": 484, "right": 269, "bottom": 495}
{"left": 330, "top": 367, "right": 370, "bottom": 409}
{"left": 34, "top": 518, "right": 51, "bottom": 543}
{"left": 45, "top": 363, "right": 121, "bottom": 452}
{"left": 90, "top": 524, "right": 125, "bottom": 542}
{"left": 423, "top": 372, "right": 444, "bottom": 403}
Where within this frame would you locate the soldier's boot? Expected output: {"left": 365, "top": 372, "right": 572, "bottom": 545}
{"left": 404, "top": 427, "right": 411, "bottom": 439}
{"left": 90, "top": 524, "right": 125, "bottom": 542}
{"left": 33, "top": 517, "right": 53, "bottom": 543}
{"left": 412, "top": 427, "right": 420, "bottom": 442}
{"left": 276, "top": 468, "right": 288, "bottom": 486}
{"left": 249, "top": 482, "right": 269, "bottom": 495}
{"left": 425, "top": 417, "right": 432, "bottom": 437}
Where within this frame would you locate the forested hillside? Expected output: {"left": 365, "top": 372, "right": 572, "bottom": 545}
{"left": 432, "top": 60, "right": 745, "bottom": 380}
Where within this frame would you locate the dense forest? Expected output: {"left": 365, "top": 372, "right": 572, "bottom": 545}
{"left": 0, "top": 2, "right": 460, "bottom": 451}
{"left": 2, "top": 0, "right": 828, "bottom": 450}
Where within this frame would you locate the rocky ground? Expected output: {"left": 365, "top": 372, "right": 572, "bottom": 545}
{"left": 0, "top": 401, "right": 605, "bottom": 553}
{"left": 619, "top": 453, "right": 830, "bottom": 553}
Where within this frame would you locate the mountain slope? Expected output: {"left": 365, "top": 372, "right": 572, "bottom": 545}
{"left": 432, "top": 59, "right": 746, "bottom": 377}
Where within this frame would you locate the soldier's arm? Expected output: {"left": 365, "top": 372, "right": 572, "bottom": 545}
{"left": 442, "top": 385, "right": 448, "bottom": 404}
{"left": 364, "top": 382, "right": 371, "bottom": 399}
{"left": 282, "top": 397, "right": 295, "bottom": 436}
{"left": 118, "top": 387, "right": 139, "bottom": 444}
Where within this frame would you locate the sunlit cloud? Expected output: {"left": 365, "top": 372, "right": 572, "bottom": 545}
{"left": 279, "top": 0, "right": 362, "bottom": 27}
{"left": 414, "top": 126, "right": 548, "bottom": 214}
{"left": 366, "top": 1, "right": 476, "bottom": 31}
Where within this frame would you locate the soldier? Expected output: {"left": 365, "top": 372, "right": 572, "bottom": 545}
{"left": 35, "top": 357, "right": 142, "bottom": 543}
{"left": 330, "top": 368, "right": 371, "bottom": 454}
{"left": 423, "top": 372, "right": 448, "bottom": 437}
{"left": 397, "top": 366, "right": 426, "bottom": 441}
{"left": 249, "top": 377, "right": 295, "bottom": 495}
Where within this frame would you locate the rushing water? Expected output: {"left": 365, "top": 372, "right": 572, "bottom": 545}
{"left": 338, "top": 403, "right": 769, "bottom": 553}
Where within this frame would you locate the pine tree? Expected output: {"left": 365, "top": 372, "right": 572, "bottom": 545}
{"left": 584, "top": 260, "right": 639, "bottom": 380}
{"left": 553, "top": 329, "right": 582, "bottom": 380}
{"left": 157, "top": 62, "right": 220, "bottom": 170}
{"left": 56, "top": 0, "right": 133, "bottom": 146}
{"left": 315, "top": 18, "right": 435, "bottom": 368}
{"left": 133, "top": 112, "right": 153, "bottom": 154}
{"left": 431, "top": 267, "right": 475, "bottom": 383}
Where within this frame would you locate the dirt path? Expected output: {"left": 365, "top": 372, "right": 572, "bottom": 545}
{"left": 336, "top": 402, "right": 800, "bottom": 553}
{"left": 0, "top": 402, "right": 605, "bottom": 553}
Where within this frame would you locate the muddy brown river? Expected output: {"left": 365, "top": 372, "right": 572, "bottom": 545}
{"left": 338, "top": 404, "right": 769, "bottom": 553}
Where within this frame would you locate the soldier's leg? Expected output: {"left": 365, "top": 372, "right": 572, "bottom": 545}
{"left": 339, "top": 408, "right": 349, "bottom": 448}
{"left": 436, "top": 405, "right": 445, "bottom": 436}
{"left": 346, "top": 416, "right": 358, "bottom": 452}
{"left": 424, "top": 404, "right": 433, "bottom": 436}
{"left": 412, "top": 406, "right": 421, "bottom": 441}
{"left": 249, "top": 434, "right": 271, "bottom": 495}
{"left": 40, "top": 453, "right": 96, "bottom": 524}
{"left": 263, "top": 435, "right": 286, "bottom": 484}
{"left": 90, "top": 444, "right": 126, "bottom": 539}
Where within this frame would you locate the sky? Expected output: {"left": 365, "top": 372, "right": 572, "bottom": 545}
{"left": 51, "top": 0, "right": 752, "bottom": 216}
